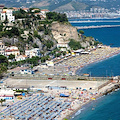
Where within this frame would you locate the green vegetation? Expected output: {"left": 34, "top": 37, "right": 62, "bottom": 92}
{"left": 94, "top": 40, "right": 102, "bottom": 46}
{"left": 68, "top": 39, "right": 82, "bottom": 50}
{"left": 9, "top": 56, "right": 40, "bottom": 68}
{"left": 13, "top": 9, "right": 28, "bottom": 19}
{"left": 0, "top": 26, "right": 20, "bottom": 38}
{"left": 41, "top": 55, "right": 50, "bottom": 63}
{"left": 79, "top": 30, "right": 84, "bottom": 35}
{"left": 0, "top": 55, "right": 8, "bottom": 78}
{"left": 46, "top": 12, "right": 68, "bottom": 23}
{"left": 45, "top": 40, "right": 54, "bottom": 49}
{"left": 8, "top": 54, "right": 15, "bottom": 60}
{"left": 0, "top": 99, "right": 6, "bottom": 106}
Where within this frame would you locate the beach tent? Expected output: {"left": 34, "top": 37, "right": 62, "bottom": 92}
{"left": 60, "top": 93, "right": 69, "bottom": 97}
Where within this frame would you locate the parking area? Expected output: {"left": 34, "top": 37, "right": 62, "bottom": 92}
{"left": 3, "top": 78, "right": 106, "bottom": 90}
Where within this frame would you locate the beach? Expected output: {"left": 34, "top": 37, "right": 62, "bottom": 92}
{"left": 0, "top": 77, "right": 119, "bottom": 120}
{"left": 36, "top": 46, "right": 120, "bottom": 76}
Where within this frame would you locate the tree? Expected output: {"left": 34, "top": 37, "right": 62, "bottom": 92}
{"left": 0, "top": 55, "right": 8, "bottom": 64}
{"left": 11, "top": 27, "right": 20, "bottom": 36}
{"left": 8, "top": 54, "right": 15, "bottom": 60}
{"left": 33, "top": 43, "right": 39, "bottom": 48}
{"left": 79, "top": 30, "right": 84, "bottom": 35}
{"left": 0, "top": 65, "right": 7, "bottom": 78}
{"left": 46, "top": 12, "right": 68, "bottom": 23}
{"left": 68, "top": 39, "right": 81, "bottom": 50}
{"left": 34, "top": 30, "right": 38, "bottom": 37}
{"left": 0, "top": 64, "right": 7, "bottom": 75}
{"left": 0, "top": 99, "right": 6, "bottom": 106}
{"left": 27, "top": 35, "right": 33, "bottom": 43}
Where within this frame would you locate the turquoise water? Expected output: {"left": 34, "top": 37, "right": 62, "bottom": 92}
{"left": 71, "top": 91, "right": 120, "bottom": 120}
{"left": 70, "top": 20, "right": 120, "bottom": 77}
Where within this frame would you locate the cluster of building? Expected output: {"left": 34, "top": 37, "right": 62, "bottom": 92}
{"left": 0, "top": 4, "right": 50, "bottom": 23}
{"left": 0, "top": 39, "right": 41, "bottom": 61}
{"left": 0, "top": 5, "right": 15, "bottom": 23}
{"left": 63, "top": 8, "right": 120, "bottom": 18}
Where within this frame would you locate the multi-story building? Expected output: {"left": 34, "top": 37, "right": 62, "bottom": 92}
{"left": 25, "top": 48, "right": 41, "bottom": 58}
{"left": 0, "top": 40, "right": 5, "bottom": 55}
{"left": 1, "top": 9, "right": 15, "bottom": 23}
{"left": 5, "top": 46, "right": 20, "bottom": 58}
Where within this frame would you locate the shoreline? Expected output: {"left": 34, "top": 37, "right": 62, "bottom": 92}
{"left": 70, "top": 46, "right": 120, "bottom": 76}
{"left": 63, "top": 91, "right": 103, "bottom": 120}
{"left": 53, "top": 46, "right": 120, "bottom": 120}
{"left": 75, "top": 50, "right": 120, "bottom": 76}
{"left": 62, "top": 81, "right": 120, "bottom": 120}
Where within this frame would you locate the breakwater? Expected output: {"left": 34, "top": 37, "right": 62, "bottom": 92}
{"left": 103, "top": 82, "right": 120, "bottom": 95}
{"left": 70, "top": 20, "right": 120, "bottom": 23}
{"left": 76, "top": 25, "right": 120, "bottom": 29}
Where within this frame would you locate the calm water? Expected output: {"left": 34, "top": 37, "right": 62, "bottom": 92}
{"left": 71, "top": 91, "right": 120, "bottom": 120}
{"left": 70, "top": 19, "right": 120, "bottom": 77}
{"left": 69, "top": 18, "right": 120, "bottom": 120}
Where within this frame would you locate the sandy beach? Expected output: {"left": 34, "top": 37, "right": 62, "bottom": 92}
{"left": 35, "top": 46, "right": 120, "bottom": 76}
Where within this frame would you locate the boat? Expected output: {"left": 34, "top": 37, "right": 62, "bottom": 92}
{"left": 83, "top": 73, "right": 90, "bottom": 77}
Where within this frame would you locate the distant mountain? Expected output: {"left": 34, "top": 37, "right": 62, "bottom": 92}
{"left": 0, "top": 0, "right": 120, "bottom": 11}
{"left": 52, "top": 1, "right": 89, "bottom": 12}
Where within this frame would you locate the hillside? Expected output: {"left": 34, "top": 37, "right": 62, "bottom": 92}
{"left": 1, "top": 0, "right": 120, "bottom": 11}
{"left": 53, "top": 1, "right": 88, "bottom": 12}
{"left": 0, "top": 11, "right": 98, "bottom": 54}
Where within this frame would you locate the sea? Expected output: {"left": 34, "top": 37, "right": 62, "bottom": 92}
{"left": 69, "top": 18, "right": 120, "bottom": 120}
{"left": 69, "top": 18, "right": 120, "bottom": 77}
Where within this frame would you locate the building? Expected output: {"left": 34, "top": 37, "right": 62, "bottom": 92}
{"left": 0, "top": 40, "right": 5, "bottom": 55}
{"left": 0, "top": 4, "right": 4, "bottom": 14}
{"left": 12, "top": 7, "right": 20, "bottom": 12}
{"left": 31, "top": 8, "right": 40, "bottom": 12}
{"left": 46, "top": 60, "right": 54, "bottom": 66}
{"left": 16, "top": 55, "right": 28, "bottom": 61}
{"left": 25, "top": 48, "right": 41, "bottom": 58}
{"left": 40, "top": 9, "right": 50, "bottom": 18}
{"left": 1, "top": 9, "right": 15, "bottom": 23}
{"left": 41, "top": 9, "right": 49, "bottom": 14}
{"left": 22, "top": 8, "right": 29, "bottom": 12}
{"left": 5, "top": 46, "right": 20, "bottom": 58}
{"left": 0, "top": 89, "right": 14, "bottom": 100}
{"left": 57, "top": 43, "right": 70, "bottom": 51}
{"left": 20, "top": 69, "right": 34, "bottom": 74}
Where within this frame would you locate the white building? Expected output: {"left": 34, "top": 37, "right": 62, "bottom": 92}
{"left": 46, "top": 60, "right": 54, "bottom": 66}
{"left": 16, "top": 55, "right": 28, "bottom": 61}
{"left": 1, "top": 9, "right": 15, "bottom": 23}
{"left": 5, "top": 46, "right": 20, "bottom": 57}
{"left": 20, "top": 69, "right": 34, "bottom": 74}
{"left": 57, "top": 43, "right": 70, "bottom": 51}
{"left": 25, "top": 48, "right": 41, "bottom": 58}
{"left": 41, "top": 9, "right": 49, "bottom": 15}
{"left": 0, "top": 40, "right": 6, "bottom": 55}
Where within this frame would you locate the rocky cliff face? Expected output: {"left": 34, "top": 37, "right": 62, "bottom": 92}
{"left": 51, "top": 22, "right": 80, "bottom": 44}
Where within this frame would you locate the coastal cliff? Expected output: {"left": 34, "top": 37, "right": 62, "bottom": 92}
{"left": 51, "top": 22, "right": 80, "bottom": 44}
